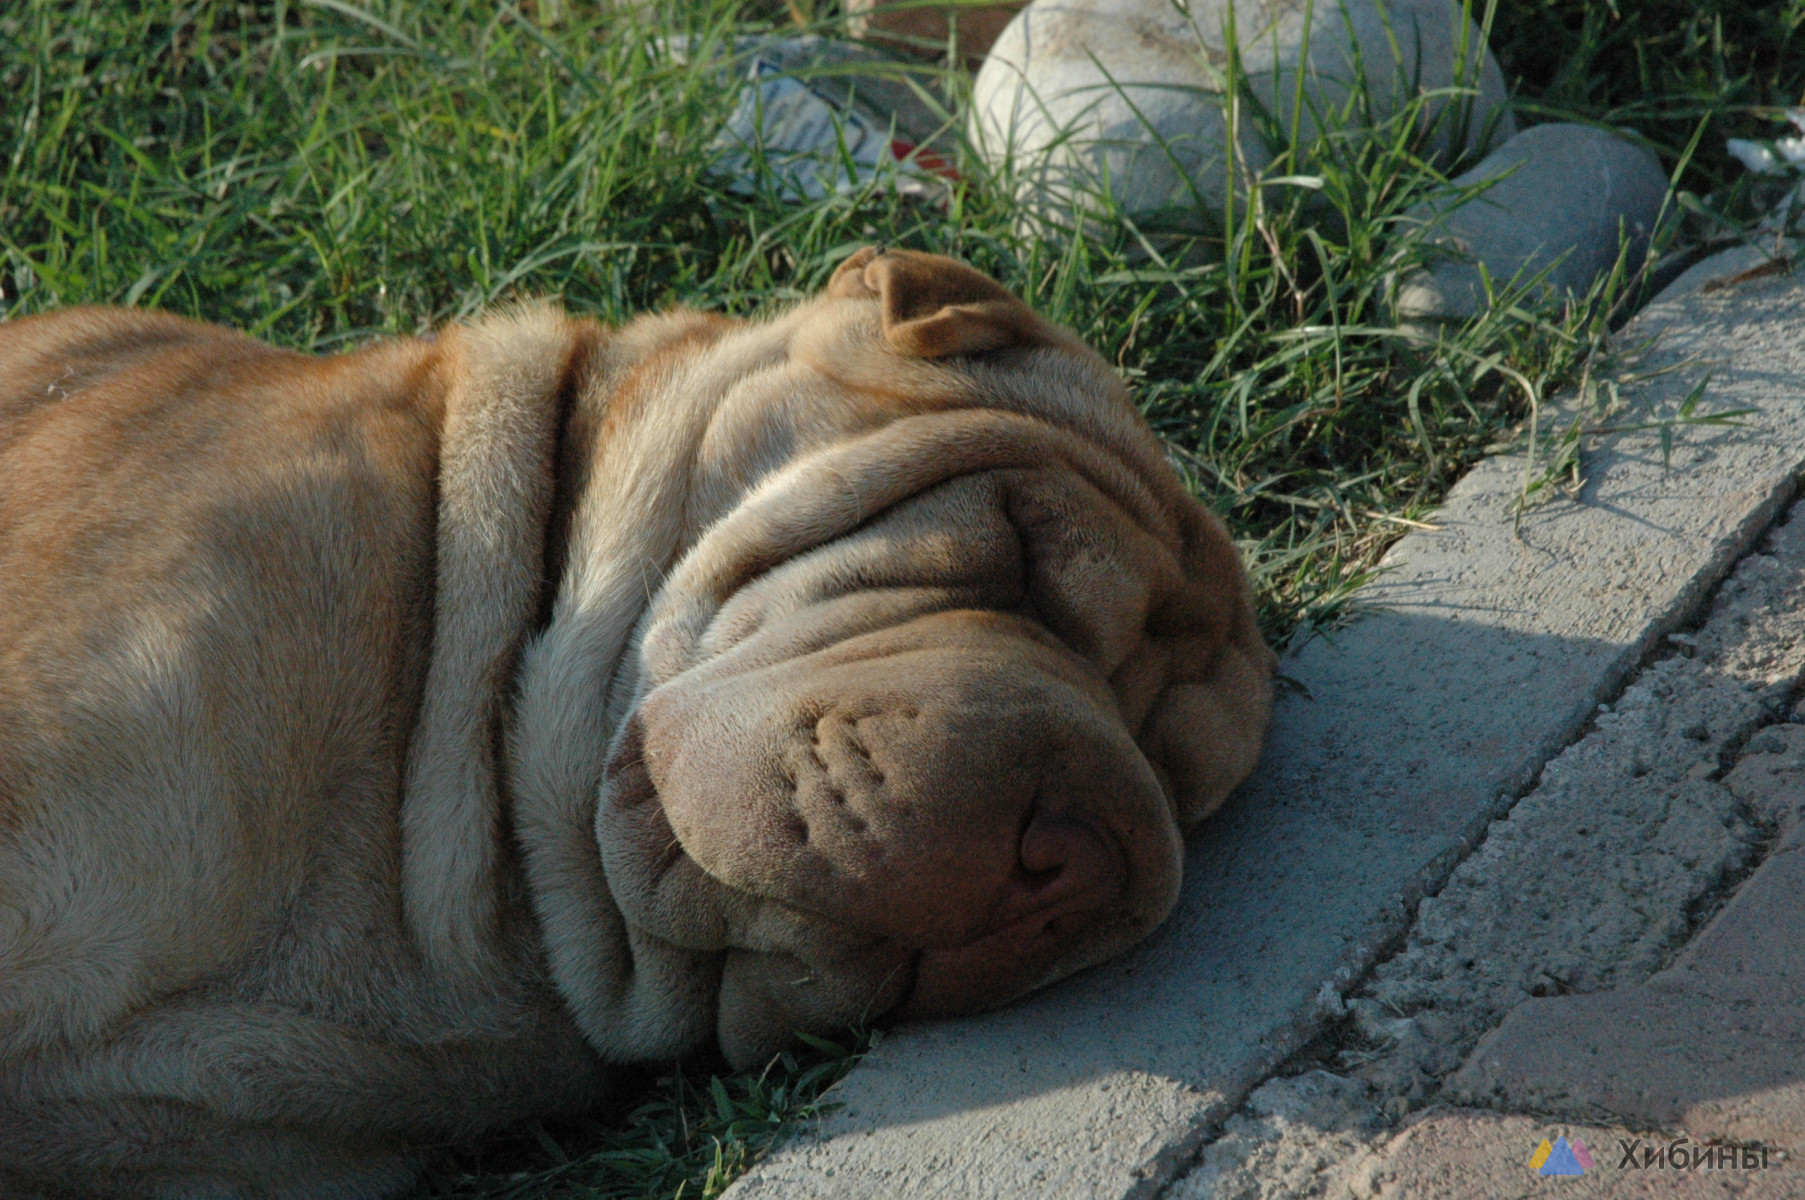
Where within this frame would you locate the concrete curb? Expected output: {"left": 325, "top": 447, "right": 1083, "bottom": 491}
{"left": 726, "top": 263, "right": 1805, "bottom": 1200}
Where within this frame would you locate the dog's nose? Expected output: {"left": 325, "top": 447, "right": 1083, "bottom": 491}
{"left": 1003, "top": 812, "right": 1123, "bottom": 930}
{"left": 892, "top": 810, "right": 1129, "bottom": 1020}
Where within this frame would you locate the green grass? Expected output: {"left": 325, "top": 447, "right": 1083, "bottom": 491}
{"left": 1489, "top": 0, "right": 1805, "bottom": 250}
{"left": 406, "top": 1033, "right": 870, "bottom": 1199}
{"left": 1492, "top": 0, "right": 1805, "bottom": 187}
{"left": 1, "top": 0, "right": 1620, "bottom": 647}
{"left": 4, "top": 1, "right": 1802, "bottom": 1196}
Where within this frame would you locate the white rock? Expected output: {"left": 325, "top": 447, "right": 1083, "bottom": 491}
{"left": 970, "top": 0, "right": 1514, "bottom": 234}
{"left": 1727, "top": 137, "right": 1783, "bottom": 176}
{"left": 1390, "top": 122, "right": 1670, "bottom": 325}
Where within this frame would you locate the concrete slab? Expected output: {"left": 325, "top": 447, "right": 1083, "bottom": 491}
{"left": 1347, "top": 1109, "right": 1800, "bottom": 1198}
{"left": 727, "top": 271, "right": 1805, "bottom": 1199}
{"left": 1355, "top": 504, "right": 1805, "bottom": 1073}
{"left": 1167, "top": 498, "right": 1805, "bottom": 1199}
{"left": 1450, "top": 724, "right": 1805, "bottom": 1153}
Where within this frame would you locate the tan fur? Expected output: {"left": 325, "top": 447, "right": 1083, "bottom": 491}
{"left": 0, "top": 250, "right": 1272, "bottom": 1198}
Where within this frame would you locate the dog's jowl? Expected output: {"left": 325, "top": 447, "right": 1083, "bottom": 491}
{"left": 0, "top": 248, "right": 1273, "bottom": 1198}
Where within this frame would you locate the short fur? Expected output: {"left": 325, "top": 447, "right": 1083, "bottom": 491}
{"left": 0, "top": 249, "right": 1273, "bottom": 1198}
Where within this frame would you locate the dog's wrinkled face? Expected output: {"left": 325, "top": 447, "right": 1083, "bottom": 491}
{"left": 589, "top": 250, "right": 1273, "bottom": 1066}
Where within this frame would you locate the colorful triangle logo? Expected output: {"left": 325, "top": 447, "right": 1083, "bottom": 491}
{"left": 1538, "top": 1136, "right": 1586, "bottom": 1176}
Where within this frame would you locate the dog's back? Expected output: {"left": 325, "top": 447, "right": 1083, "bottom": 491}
{"left": 0, "top": 309, "right": 448, "bottom": 1054}
{"left": 0, "top": 310, "right": 615, "bottom": 1197}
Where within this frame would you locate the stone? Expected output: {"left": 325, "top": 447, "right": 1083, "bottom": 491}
{"left": 1653, "top": 239, "right": 1801, "bottom": 306}
{"left": 969, "top": 0, "right": 1514, "bottom": 234}
{"left": 1136, "top": 497, "right": 1805, "bottom": 1200}
{"left": 1391, "top": 123, "right": 1669, "bottom": 325}
{"left": 1359, "top": 512, "right": 1805, "bottom": 1052}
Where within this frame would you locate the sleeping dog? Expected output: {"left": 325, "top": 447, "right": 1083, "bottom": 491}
{"left": 0, "top": 248, "right": 1273, "bottom": 1197}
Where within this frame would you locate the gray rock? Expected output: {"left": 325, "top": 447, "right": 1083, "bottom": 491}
{"left": 970, "top": 0, "right": 1514, "bottom": 235}
{"left": 1391, "top": 122, "right": 1669, "bottom": 325}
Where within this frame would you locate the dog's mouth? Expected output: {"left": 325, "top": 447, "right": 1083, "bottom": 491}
{"left": 592, "top": 609, "right": 1183, "bottom": 1051}
{"left": 596, "top": 698, "right": 1135, "bottom": 951}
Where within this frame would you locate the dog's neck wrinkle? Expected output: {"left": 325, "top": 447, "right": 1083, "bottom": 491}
{"left": 532, "top": 324, "right": 610, "bottom": 635}
{"left": 507, "top": 310, "right": 791, "bottom": 1059}
{"left": 535, "top": 312, "right": 756, "bottom": 635}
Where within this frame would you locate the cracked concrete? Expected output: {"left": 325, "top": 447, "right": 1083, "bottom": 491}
{"left": 1167, "top": 1074, "right": 1386, "bottom": 1200}
{"left": 1450, "top": 725, "right": 1805, "bottom": 1156}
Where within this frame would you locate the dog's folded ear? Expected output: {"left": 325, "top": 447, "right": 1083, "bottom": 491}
{"left": 828, "top": 246, "right": 1063, "bottom": 358}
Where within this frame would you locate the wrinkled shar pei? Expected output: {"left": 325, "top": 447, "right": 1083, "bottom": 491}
{"left": 0, "top": 248, "right": 1274, "bottom": 1198}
